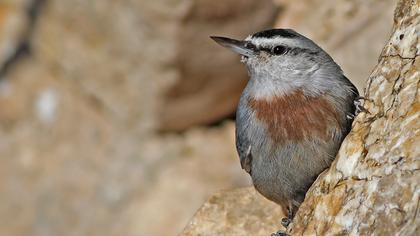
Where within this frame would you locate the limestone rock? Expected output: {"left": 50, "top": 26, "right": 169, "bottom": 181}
{"left": 181, "top": 187, "right": 285, "bottom": 236}
{"left": 0, "top": 0, "right": 32, "bottom": 75}
{"left": 288, "top": 1, "right": 420, "bottom": 235}
{"left": 28, "top": 0, "right": 278, "bottom": 133}
{"left": 275, "top": 0, "right": 396, "bottom": 91}
{"left": 32, "top": 0, "right": 173, "bottom": 134}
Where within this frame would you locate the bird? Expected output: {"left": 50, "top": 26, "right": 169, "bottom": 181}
{"left": 211, "top": 29, "right": 358, "bottom": 234}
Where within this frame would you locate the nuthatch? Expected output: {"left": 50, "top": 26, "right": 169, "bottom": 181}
{"left": 211, "top": 29, "right": 358, "bottom": 235}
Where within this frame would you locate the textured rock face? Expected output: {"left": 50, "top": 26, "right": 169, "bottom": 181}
{"left": 0, "top": 0, "right": 31, "bottom": 75}
{"left": 182, "top": 187, "right": 285, "bottom": 236}
{"left": 289, "top": 1, "right": 420, "bottom": 235}
{"left": 30, "top": 0, "right": 278, "bottom": 133}
{"left": 182, "top": 1, "right": 419, "bottom": 235}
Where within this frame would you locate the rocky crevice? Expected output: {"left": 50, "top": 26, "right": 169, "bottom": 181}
{"left": 0, "top": 0, "right": 45, "bottom": 78}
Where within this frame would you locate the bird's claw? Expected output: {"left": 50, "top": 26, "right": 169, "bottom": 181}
{"left": 355, "top": 96, "right": 370, "bottom": 115}
{"left": 354, "top": 101, "right": 364, "bottom": 115}
{"left": 281, "top": 217, "right": 292, "bottom": 228}
{"left": 348, "top": 96, "right": 369, "bottom": 120}
{"left": 271, "top": 230, "right": 290, "bottom": 236}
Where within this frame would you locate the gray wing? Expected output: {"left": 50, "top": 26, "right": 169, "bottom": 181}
{"left": 236, "top": 128, "right": 252, "bottom": 174}
{"left": 235, "top": 114, "right": 252, "bottom": 174}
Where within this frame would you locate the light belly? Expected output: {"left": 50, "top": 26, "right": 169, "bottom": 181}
{"left": 249, "top": 131, "right": 338, "bottom": 206}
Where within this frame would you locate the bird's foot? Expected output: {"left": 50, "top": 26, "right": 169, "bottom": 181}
{"left": 354, "top": 96, "right": 371, "bottom": 115}
{"left": 273, "top": 218, "right": 291, "bottom": 236}
{"left": 347, "top": 96, "right": 370, "bottom": 120}
{"left": 274, "top": 202, "right": 294, "bottom": 236}
{"left": 281, "top": 217, "right": 292, "bottom": 228}
{"left": 271, "top": 230, "right": 290, "bottom": 236}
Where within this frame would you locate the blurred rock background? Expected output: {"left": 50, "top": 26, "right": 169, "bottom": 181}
{"left": 0, "top": 0, "right": 395, "bottom": 236}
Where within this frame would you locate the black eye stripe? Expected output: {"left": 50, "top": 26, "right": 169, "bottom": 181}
{"left": 256, "top": 46, "right": 287, "bottom": 55}
{"left": 252, "top": 45, "right": 318, "bottom": 56}
{"left": 259, "top": 47, "right": 272, "bottom": 53}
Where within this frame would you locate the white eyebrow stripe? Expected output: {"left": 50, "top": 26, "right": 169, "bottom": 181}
{"left": 249, "top": 37, "right": 305, "bottom": 49}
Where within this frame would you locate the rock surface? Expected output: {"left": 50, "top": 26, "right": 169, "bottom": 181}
{"left": 182, "top": 1, "right": 419, "bottom": 235}
{"left": 0, "top": 0, "right": 32, "bottom": 75}
{"left": 182, "top": 187, "right": 285, "bottom": 236}
{"left": 289, "top": 1, "right": 420, "bottom": 234}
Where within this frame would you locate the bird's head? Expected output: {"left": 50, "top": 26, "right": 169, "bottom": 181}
{"left": 211, "top": 29, "right": 344, "bottom": 97}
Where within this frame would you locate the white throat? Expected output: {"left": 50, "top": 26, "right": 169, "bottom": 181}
{"left": 246, "top": 77, "right": 299, "bottom": 99}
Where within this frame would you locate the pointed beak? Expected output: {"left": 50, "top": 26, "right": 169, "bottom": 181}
{"left": 210, "top": 36, "right": 257, "bottom": 57}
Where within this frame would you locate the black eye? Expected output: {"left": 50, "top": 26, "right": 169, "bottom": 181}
{"left": 273, "top": 46, "right": 287, "bottom": 55}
